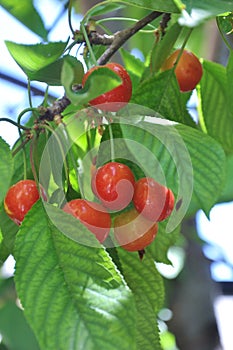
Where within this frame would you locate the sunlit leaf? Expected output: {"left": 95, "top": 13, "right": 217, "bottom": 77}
{"left": 5, "top": 40, "right": 68, "bottom": 76}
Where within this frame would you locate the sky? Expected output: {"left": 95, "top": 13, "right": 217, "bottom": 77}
{"left": 0, "top": 2, "right": 233, "bottom": 283}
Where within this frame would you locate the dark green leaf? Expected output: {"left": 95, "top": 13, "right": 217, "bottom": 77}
{"left": 15, "top": 201, "right": 136, "bottom": 350}
{"left": 0, "top": 0, "right": 47, "bottom": 39}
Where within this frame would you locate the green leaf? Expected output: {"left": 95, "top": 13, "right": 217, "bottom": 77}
{"left": 5, "top": 40, "right": 68, "bottom": 77}
{"left": 198, "top": 60, "right": 233, "bottom": 153}
{"left": 0, "top": 301, "right": 40, "bottom": 350}
{"left": 117, "top": 250, "right": 164, "bottom": 350}
{"left": 131, "top": 70, "right": 195, "bottom": 126}
{"left": 0, "top": 0, "right": 47, "bottom": 39}
{"left": 119, "top": 120, "right": 225, "bottom": 217}
{"left": 0, "top": 137, "right": 13, "bottom": 203}
{"left": 62, "top": 61, "right": 122, "bottom": 106}
{"left": 180, "top": 0, "right": 233, "bottom": 26}
{"left": 28, "top": 58, "right": 64, "bottom": 85}
{"left": 113, "top": 0, "right": 183, "bottom": 13}
{"left": 15, "top": 201, "right": 136, "bottom": 350}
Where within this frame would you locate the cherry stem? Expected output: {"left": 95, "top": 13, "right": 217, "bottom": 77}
{"left": 17, "top": 107, "right": 38, "bottom": 180}
{"left": 80, "top": 21, "right": 98, "bottom": 66}
{"left": 172, "top": 28, "right": 193, "bottom": 71}
{"left": 68, "top": 0, "right": 75, "bottom": 35}
{"left": 30, "top": 134, "right": 39, "bottom": 185}
{"left": 108, "top": 122, "right": 115, "bottom": 162}
{"left": 11, "top": 137, "right": 31, "bottom": 157}
{"left": 42, "top": 123, "right": 70, "bottom": 187}
{"left": 96, "top": 17, "right": 156, "bottom": 33}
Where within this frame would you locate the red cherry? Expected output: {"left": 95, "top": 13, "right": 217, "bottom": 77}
{"left": 62, "top": 199, "right": 111, "bottom": 243}
{"left": 114, "top": 208, "right": 158, "bottom": 252}
{"left": 82, "top": 62, "right": 132, "bottom": 111}
{"left": 91, "top": 162, "right": 135, "bottom": 211}
{"left": 4, "top": 180, "right": 44, "bottom": 225}
{"left": 161, "top": 49, "right": 203, "bottom": 92}
{"left": 133, "top": 177, "right": 175, "bottom": 222}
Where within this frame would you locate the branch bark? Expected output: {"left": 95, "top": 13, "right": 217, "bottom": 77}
{"left": 97, "top": 11, "right": 162, "bottom": 65}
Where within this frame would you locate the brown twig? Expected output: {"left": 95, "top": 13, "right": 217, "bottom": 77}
{"left": 97, "top": 11, "right": 163, "bottom": 65}
{"left": 159, "top": 13, "right": 171, "bottom": 36}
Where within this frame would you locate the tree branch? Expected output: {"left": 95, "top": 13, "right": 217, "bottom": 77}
{"left": 97, "top": 11, "right": 163, "bottom": 65}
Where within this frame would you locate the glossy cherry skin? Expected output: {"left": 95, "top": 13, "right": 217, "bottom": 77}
{"left": 91, "top": 162, "right": 135, "bottom": 211}
{"left": 82, "top": 62, "right": 132, "bottom": 111}
{"left": 161, "top": 49, "right": 203, "bottom": 92}
{"left": 133, "top": 177, "right": 175, "bottom": 222}
{"left": 114, "top": 208, "right": 158, "bottom": 252}
{"left": 62, "top": 199, "right": 111, "bottom": 243}
{"left": 4, "top": 180, "right": 43, "bottom": 225}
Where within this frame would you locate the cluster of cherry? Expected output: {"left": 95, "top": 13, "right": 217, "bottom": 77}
{"left": 4, "top": 161, "right": 174, "bottom": 253}
{"left": 63, "top": 161, "right": 175, "bottom": 252}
